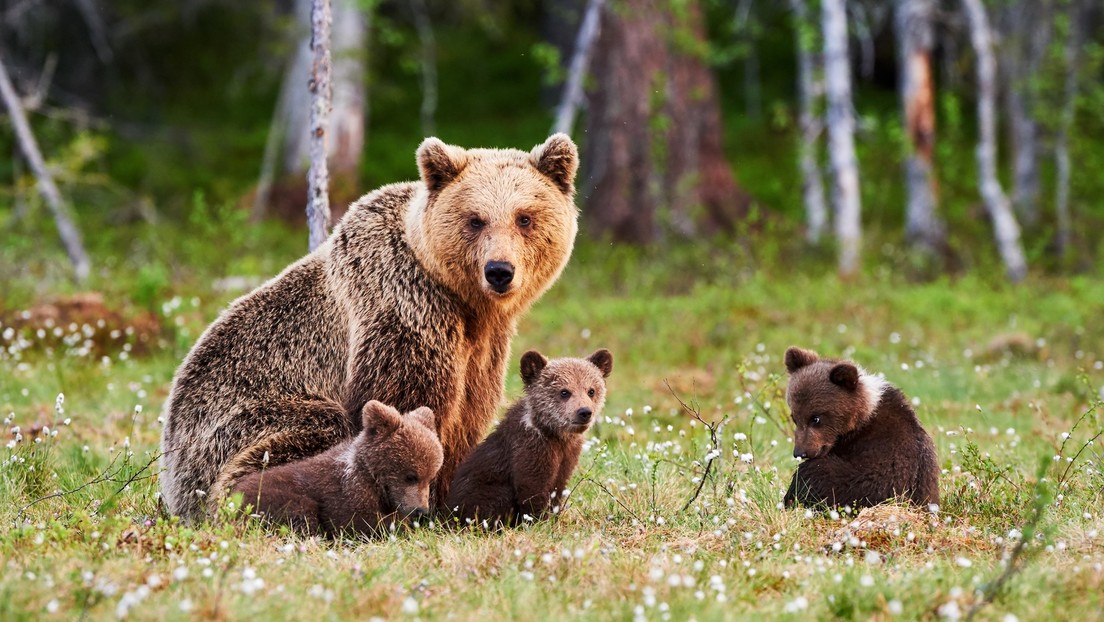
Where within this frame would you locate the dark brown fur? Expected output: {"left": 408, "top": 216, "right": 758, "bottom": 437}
{"left": 231, "top": 401, "right": 442, "bottom": 537}
{"left": 447, "top": 349, "right": 612, "bottom": 526}
{"left": 782, "top": 346, "right": 939, "bottom": 509}
{"left": 160, "top": 136, "right": 579, "bottom": 520}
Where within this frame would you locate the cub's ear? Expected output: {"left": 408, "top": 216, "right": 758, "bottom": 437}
{"left": 587, "top": 349, "right": 613, "bottom": 378}
{"left": 530, "top": 133, "right": 579, "bottom": 196}
{"left": 520, "top": 350, "right": 549, "bottom": 386}
{"left": 361, "top": 400, "right": 403, "bottom": 437}
{"left": 828, "top": 363, "right": 860, "bottom": 391}
{"left": 417, "top": 137, "right": 468, "bottom": 193}
{"left": 406, "top": 406, "right": 436, "bottom": 434}
{"left": 785, "top": 346, "right": 819, "bottom": 374}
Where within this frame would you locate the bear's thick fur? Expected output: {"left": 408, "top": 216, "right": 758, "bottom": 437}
{"left": 232, "top": 401, "right": 442, "bottom": 537}
{"left": 782, "top": 346, "right": 939, "bottom": 509}
{"left": 447, "top": 349, "right": 612, "bottom": 526}
{"left": 160, "top": 135, "right": 579, "bottom": 520}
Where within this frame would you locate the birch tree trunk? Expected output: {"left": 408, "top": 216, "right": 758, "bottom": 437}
{"left": 962, "top": 0, "right": 1027, "bottom": 282}
{"left": 999, "top": 1, "right": 1050, "bottom": 226}
{"left": 552, "top": 0, "right": 604, "bottom": 136}
{"left": 410, "top": 0, "right": 438, "bottom": 137}
{"left": 789, "top": 0, "right": 827, "bottom": 243}
{"left": 895, "top": 0, "right": 945, "bottom": 256}
{"left": 329, "top": 0, "right": 367, "bottom": 177}
{"left": 822, "top": 0, "right": 862, "bottom": 277}
{"left": 1054, "top": 0, "right": 1082, "bottom": 259}
{"left": 0, "top": 54, "right": 91, "bottom": 281}
{"left": 307, "top": 0, "right": 333, "bottom": 252}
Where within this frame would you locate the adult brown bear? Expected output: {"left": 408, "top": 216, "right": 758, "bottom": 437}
{"left": 160, "top": 135, "right": 580, "bottom": 520}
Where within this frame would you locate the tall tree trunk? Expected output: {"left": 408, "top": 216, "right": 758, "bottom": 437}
{"left": 307, "top": 0, "right": 333, "bottom": 252}
{"left": 552, "top": 0, "right": 605, "bottom": 136}
{"left": 735, "top": 0, "right": 761, "bottom": 120}
{"left": 999, "top": 1, "right": 1048, "bottom": 226}
{"left": 581, "top": 0, "right": 747, "bottom": 243}
{"left": 329, "top": 0, "right": 367, "bottom": 177}
{"left": 822, "top": 0, "right": 862, "bottom": 277}
{"left": 1054, "top": 0, "right": 1082, "bottom": 260}
{"left": 896, "top": 0, "right": 945, "bottom": 256}
{"left": 962, "top": 0, "right": 1027, "bottom": 282}
{"left": 790, "top": 0, "right": 827, "bottom": 243}
{"left": 410, "top": 0, "right": 438, "bottom": 137}
{"left": 0, "top": 54, "right": 91, "bottom": 281}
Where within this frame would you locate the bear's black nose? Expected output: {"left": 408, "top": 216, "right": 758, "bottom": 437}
{"left": 793, "top": 449, "right": 806, "bottom": 459}
{"left": 484, "top": 261, "right": 514, "bottom": 293}
{"left": 574, "top": 407, "right": 593, "bottom": 424}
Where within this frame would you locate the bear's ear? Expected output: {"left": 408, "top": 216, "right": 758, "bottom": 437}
{"left": 406, "top": 406, "right": 436, "bottom": 433}
{"left": 417, "top": 137, "right": 468, "bottom": 193}
{"left": 587, "top": 349, "right": 613, "bottom": 378}
{"left": 785, "top": 346, "right": 819, "bottom": 374}
{"left": 828, "top": 363, "right": 860, "bottom": 391}
{"left": 361, "top": 400, "right": 403, "bottom": 437}
{"left": 530, "top": 133, "right": 579, "bottom": 196}
{"left": 520, "top": 350, "right": 549, "bottom": 386}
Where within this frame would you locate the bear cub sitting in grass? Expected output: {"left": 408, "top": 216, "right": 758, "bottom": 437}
{"left": 782, "top": 346, "right": 939, "bottom": 509}
{"left": 447, "top": 349, "right": 613, "bottom": 527}
{"left": 233, "top": 401, "right": 442, "bottom": 537}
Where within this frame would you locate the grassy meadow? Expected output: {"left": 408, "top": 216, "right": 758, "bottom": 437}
{"left": 1, "top": 224, "right": 1102, "bottom": 621}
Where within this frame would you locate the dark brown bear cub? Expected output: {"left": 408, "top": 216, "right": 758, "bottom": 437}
{"left": 232, "top": 400, "right": 443, "bottom": 537}
{"left": 782, "top": 346, "right": 939, "bottom": 509}
{"left": 447, "top": 349, "right": 613, "bottom": 526}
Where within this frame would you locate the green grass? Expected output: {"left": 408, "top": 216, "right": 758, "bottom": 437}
{"left": 1, "top": 223, "right": 1102, "bottom": 621}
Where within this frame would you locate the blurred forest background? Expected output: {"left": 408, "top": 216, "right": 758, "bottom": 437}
{"left": 1, "top": 0, "right": 1103, "bottom": 292}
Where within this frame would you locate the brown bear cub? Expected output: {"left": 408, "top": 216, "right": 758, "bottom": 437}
{"left": 782, "top": 346, "right": 939, "bottom": 510}
{"left": 447, "top": 349, "right": 613, "bottom": 526}
{"left": 232, "top": 401, "right": 443, "bottom": 537}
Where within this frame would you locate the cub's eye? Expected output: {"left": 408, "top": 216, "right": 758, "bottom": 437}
{"left": 559, "top": 389, "right": 571, "bottom": 399}
{"left": 404, "top": 473, "right": 418, "bottom": 484}
{"left": 810, "top": 415, "right": 821, "bottom": 426}
{"left": 469, "top": 217, "right": 485, "bottom": 230}
{"left": 587, "top": 388, "right": 595, "bottom": 398}
{"left": 516, "top": 215, "right": 532, "bottom": 228}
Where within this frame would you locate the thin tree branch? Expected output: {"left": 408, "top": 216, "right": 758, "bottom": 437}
{"left": 552, "top": 0, "right": 605, "bottom": 136}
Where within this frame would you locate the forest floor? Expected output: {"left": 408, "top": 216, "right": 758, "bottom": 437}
{"left": 1, "top": 231, "right": 1102, "bottom": 621}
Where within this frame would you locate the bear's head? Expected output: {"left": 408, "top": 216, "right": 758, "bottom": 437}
{"left": 406, "top": 134, "right": 580, "bottom": 314}
{"left": 354, "top": 400, "right": 443, "bottom": 519}
{"left": 520, "top": 349, "right": 613, "bottom": 437}
{"left": 784, "top": 346, "right": 886, "bottom": 460}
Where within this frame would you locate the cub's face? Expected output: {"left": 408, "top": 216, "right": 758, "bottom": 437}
{"left": 521, "top": 349, "right": 613, "bottom": 436}
{"left": 414, "top": 135, "right": 579, "bottom": 310}
{"left": 357, "top": 401, "right": 443, "bottom": 519}
{"left": 784, "top": 346, "right": 867, "bottom": 460}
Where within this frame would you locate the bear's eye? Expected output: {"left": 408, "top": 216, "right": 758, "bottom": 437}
{"left": 559, "top": 389, "right": 571, "bottom": 399}
{"left": 469, "top": 217, "right": 485, "bottom": 230}
{"left": 404, "top": 473, "right": 418, "bottom": 485}
{"left": 587, "top": 388, "right": 595, "bottom": 398}
{"left": 516, "top": 215, "right": 532, "bottom": 228}
{"left": 810, "top": 415, "right": 821, "bottom": 426}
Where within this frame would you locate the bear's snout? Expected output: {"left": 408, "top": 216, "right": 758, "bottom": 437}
{"left": 574, "top": 407, "right": 593, "bottom": 425}
{"left": 484, "top": 261, "right": 515, "bottom": 293}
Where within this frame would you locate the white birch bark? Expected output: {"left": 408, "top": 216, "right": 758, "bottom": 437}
{"left": 307, "top": 0, "right": 333, "bottom": 252}
{"left": 962, "top": 0, "right": 1027, "bottom": 282}
{"left": 0, "top": 54, "right": 91, "bottom": 281}
{"left": 283, "top": 0, "right": 314, "bottom": 174}
{"left": 790, "top": 0, "right": 827, "bottom": 243}
{"left": 1000, "top": 1, "right": 1047, "bottom": 226}
{"left": 822, "top": 0, "right": 862, "bottom": 277}
{"left": 553, "top": 0, "right": 605, "bottom": 136}
{"left": 1055, "top": 0, "right": 1082, "bottom": 258}
{"left": 895, "top": 0, "right": 944, "bottom": 254}
{"left": 410, "top": 0, "right": 438, "bottom": 137}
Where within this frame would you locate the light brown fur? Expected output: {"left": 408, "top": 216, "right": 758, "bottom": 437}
{"left": 160, "top": 135, "right": 579, "bottom": 520}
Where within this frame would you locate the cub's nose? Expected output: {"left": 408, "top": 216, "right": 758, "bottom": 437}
{"left": 411, "top": 507, "right": 429, "bottom": 520}
{"left": 574, "top": 407, "right": 593, "bottom": 424}
{"left": 484, "top": 261, "right": 515, "bottom": 293}
{"left": 793, "top": 448, "right": 806, "bottom": 459}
